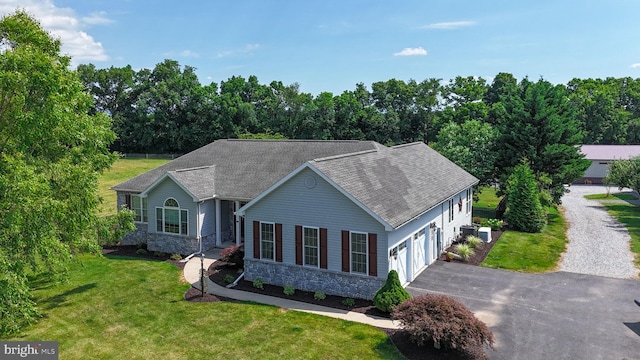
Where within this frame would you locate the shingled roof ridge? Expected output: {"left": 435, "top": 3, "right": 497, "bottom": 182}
{"left": 391, "top": 141, "right": 425, "bottom": 149}
{"left": 312, "top": 148, "right": 381, "bottom": 162}
{"left": 170, "top": 165, "right": 215, "bottom": 173}
{"left": 225, "top": 138, "right": 369, "bottom": 143}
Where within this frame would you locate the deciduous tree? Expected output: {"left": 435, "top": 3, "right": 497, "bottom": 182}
{"left": 0, "top": 11, "right": 128, "bottom": 335}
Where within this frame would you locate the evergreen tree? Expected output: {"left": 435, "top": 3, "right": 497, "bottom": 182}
{"left": 504, "top": 161, "right": 546, "bottom": 233}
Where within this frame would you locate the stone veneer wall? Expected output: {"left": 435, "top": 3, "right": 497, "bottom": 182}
{"left": 120, "top": 224, "right": 148, "bottom": 246}
{"left": 244, "top": 259, "right": 384, "bottom": 300}
{"left": 147, "top": 232, "right": 217, "bottom": 255}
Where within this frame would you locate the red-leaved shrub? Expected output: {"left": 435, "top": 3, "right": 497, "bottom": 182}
{"left": 391, "top": 294, "right": 494, "bottom": 358}
{"left": 219, "top": 245, "right": 244, "bottom": 267}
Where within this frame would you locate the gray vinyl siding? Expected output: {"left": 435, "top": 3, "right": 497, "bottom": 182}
{"left": 388, "top": 206, "right": 442, "bottom": 247}
{"left": 442, "top": 188, "right": 473, "bottom": 247}
{"left": 244, "top": 168, "right": 388, "bottom": 278}
{"left": 200, "top": 199, "right": 216, "bottom": 237}
{"left": 146, "top": 177, "right": 197, "bottom": 236}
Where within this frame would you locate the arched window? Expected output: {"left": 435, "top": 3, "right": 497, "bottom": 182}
{"left": 156, "top": 198, "right": 188, "bottom": 235}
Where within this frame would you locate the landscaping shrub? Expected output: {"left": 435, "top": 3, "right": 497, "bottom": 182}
{"left": 219, "top": 244, "right": 245, "bottom": 267}
{"left": 481, "top": 218, "right": 503, "bottom": 230}
{"left": 392, "top": 294, "right": 494, "bottom": 358}
{"left": 314, "top": 291, "right": 326, "bottom": 300}
{"left": 136, "top": 248, "right": 147, "bottom": 255}
{"left": 153, "top": 251, "right": 165, "bottom": 257}
{"left": 467, "top": 236, "right": 482, "bottom": 249}
{"left": 373, "top": 270, "right": 412, "bottom": 313}
{"left": 342, "top": 298, "right": 356, "bottom": 307}
{"left": 472, "top": 216, "right": 482, "bottom": 224}
{"left": 455, "top": 244, "right": 475, "bottom": 261}
{"left": 283, "top": 285, "right": 295, "bottom": 296}
{"left": 252, "top": 278, "right": 264, "bottom": 289}
{"left": 170, "top": 253, "right": 182, "bottom": 261}
{"left": 224, "top": 274, "right": 235, "bottom": 284}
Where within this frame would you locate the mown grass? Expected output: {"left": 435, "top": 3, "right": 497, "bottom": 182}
{"left": 8, "top": 256, "right": 403, "bottom": 360}
{"left": 473, "top": 186, "right": 501, "bottom": 220}
{"left": 481, "top": 207, "right": 568, "bottom": 272}
{"left": 584, "top": 192, "right": 638, "bottom": 201}
{"left": 98, "top": 158, "right": 170, "bottom": 215}
{"left": 599, "top": 203, "right": 640, "bottom": 268}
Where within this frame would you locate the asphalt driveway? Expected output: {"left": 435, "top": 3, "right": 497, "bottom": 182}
{"left": 407, "top": 262, "right": 640, "bottom": 360}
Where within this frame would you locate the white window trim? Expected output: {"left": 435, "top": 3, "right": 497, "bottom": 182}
{"left": 155, "top": 198, "right": 188, "bottom": 236}
{"left": 448, "top": 198, "right": 454, "bottom": 223}
{"left": 260, "top": 221, "right": 275, "bottom": 261}
{"left": 350, "top": 231, "right": 368, "bottom": 275}
{"left": 466, "top": 188, "right": 472, "bottom": 214}
{"left": 303, "top": 226, "right": 320, "bottom": 268}
{"left": 131, "top": 195, "right": 148, "bottom": 223}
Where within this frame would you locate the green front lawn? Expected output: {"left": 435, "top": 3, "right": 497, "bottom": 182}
{"left": 98, "top": 158, "right": 170, "bottom": 215}
{"left": 584, "top": 193, "right": 638, "bottom": 201}
{"left": 481, "top": 207, "right": 568, "bottom": 272}
{"left": 599, "top": 203, "right": 640, "bottom": 268}
{"left": 8, "top": 256, "right": 403, "bottom": 359}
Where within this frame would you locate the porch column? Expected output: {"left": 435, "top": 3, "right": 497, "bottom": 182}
{"left": 235, "top": 200, "right": 241, "bottom": 246}
{"left": 215, "top": 198, "right": 222, "bottom": 247}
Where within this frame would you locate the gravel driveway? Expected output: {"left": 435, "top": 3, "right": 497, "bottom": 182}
{"left": 559, "top": 184, "right": 638, "bottom": 279}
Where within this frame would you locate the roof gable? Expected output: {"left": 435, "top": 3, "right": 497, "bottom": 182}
{"left": 239, "top": 142, "right": 479, "bottom": 230}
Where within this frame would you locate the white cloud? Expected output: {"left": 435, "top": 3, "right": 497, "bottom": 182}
{"left": 82, "top": 11, "right": 114, "bottom": 25}
{"left": 0, "top": 0, "right": 109, "bottom": 64}
{"left": 217, "top": 43, "right": 260, "bottom": 58}
{"left": 394, "top": 47, "right": 427, "bottom": 56}
{"left": 180, "top": 50, "right": 199, "bottom": 58}
{"left": 631, "top": 63, "right": 640, "bottom": 68}
{"left": 422, "top": 21, "right": 476, "bottom": 30}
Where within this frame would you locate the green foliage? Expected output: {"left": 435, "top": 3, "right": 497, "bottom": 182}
{"left": 224, "top": 274, "right": 235, "bottom": 284}
{"left": 283, "top": 285, "right": 295, "bottom": 296}
{"left": 153, "top": 251, "right": 165, "bottom": 258}
{"left": 455, "top": 244, "right": 475, "bottom": 261}
{"left": 492, "top": 78, "right": 590, "bottom": 204}
{"left": 314, "top": 291, "right": 326, "bottom": 300}
{"left": 341, "top": 298, "right": 356, "bottom": 308}
{"left": 252, "top": 278, "right": 264, "bottom": 289}
{"left": 472, "top": 216, "right": 482, "bottom": 224}
{"left": 505, "top": 161, "right": 547, "bottom": 233}
{"left": 170, "top": 253, "right": 182, "bottom": 261}
{"left": 392, "top": 294, "right": 494, "bottom": 357}
{"left": 481, "top": 218, "right": 503, "bottom": 230}
{"left": 96, "top": 206, "right": 136, "bottom": 246}
{"left": 135, "top": 248, "right": 147, "bottom": 255}
{"left": 467, "top": 236, "right": 482, "bottom": 249}
{"left": 373, "top": 270, "right": 412, "bottom": 313}
{"left": 0, "top": 11, "right": 117, "bottom": 336}
{"left": 433, "top": 119, "right": 498, "bottom": 186}
{"left": 604, "top": 157, "right": 640, "bottom": 194}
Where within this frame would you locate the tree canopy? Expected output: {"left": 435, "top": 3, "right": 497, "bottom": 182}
{"left": 0, "top": 11, "right": 124, "bottom": 335}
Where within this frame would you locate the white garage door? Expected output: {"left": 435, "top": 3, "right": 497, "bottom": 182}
{"left": 413, "top": 228, "right": 427, "bottom": 273}
{"left": 389, "top": 240, "right": 408, "bottom": 285}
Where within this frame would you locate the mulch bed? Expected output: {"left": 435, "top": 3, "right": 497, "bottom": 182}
{"left": 101, "top": 245, "right": 186, "bottom": 270}
{"left": 103, "top": 232, "right": 502, "bottom": 360}
{"left": 440, "top": 230, "right": 503, "bottom": 266}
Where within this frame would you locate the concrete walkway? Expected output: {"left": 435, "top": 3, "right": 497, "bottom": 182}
{"left": 560, "top": 185, "right": 638, "bottom": 279}
{"left": 182, "top": 250, "right": 399, "bottom": 329}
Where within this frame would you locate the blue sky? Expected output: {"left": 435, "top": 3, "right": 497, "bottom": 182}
{"left": 3, "top": 0, "right": 640, "bottom": 95}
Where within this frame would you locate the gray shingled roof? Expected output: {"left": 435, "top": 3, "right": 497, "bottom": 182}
{"left": 166, "top": 166, "right": 216, "bottom": 201}
{"left": 579, "top": 145, "right": 640, "bottom": 161}
{"left": 112, "top": 139, "right": 379, "bottom": 201}
{"left": 310, "top": 142, "right": 479, "bottom": 229}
